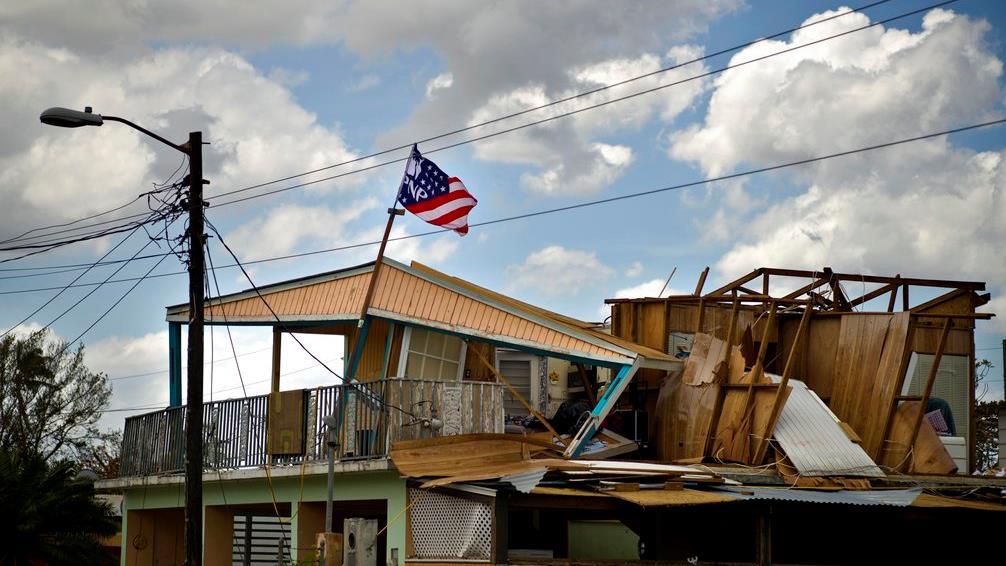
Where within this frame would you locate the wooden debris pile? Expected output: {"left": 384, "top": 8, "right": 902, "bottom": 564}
{"left": 650, "top": 307, "right": 963, "bottom": 485}
{"left": 389, "top": 433, "right": 731, "bottom": 493}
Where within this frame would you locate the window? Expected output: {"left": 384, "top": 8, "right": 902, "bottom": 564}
{"left": 401, "top": 327, "right": 466, "bottom": 381}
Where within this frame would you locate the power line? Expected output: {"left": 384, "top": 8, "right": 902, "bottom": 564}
{"left": 206, "top": 241, "right": 248, "bottom": 398}
{"left": 210, "top": 0, "right": 954, "bottom": 208}
{"left": 1, "top": 116, "right": 1003, "bottom": 297}
{"left": 66, "top": 237, "right": 180, "bottom": 347}
{"left": 1, "top": 224, "right": 143, "bottom": 338}
{"left": 109, "top": 346, "right": 273, "bottom": 381}
{"left": 209, "top": 0, "right": 893, "bottom": 201}
{"left": 0, "top": 155, "right": 189, "bottom": 248}
{"left": 205, "top": 219, "right": 416, "bottom": 419}
{"left": 0, "top": 0, "right": 908, "bottom": 250}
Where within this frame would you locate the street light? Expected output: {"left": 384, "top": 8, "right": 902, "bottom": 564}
{"left": 40, "top": 106, "right": 207, "bottom": 566}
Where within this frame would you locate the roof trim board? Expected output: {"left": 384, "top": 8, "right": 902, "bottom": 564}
{"left": 166, "top": 257, "right": 672, "bottom": 365}
{"left": 369, "top": 309, "right": 633, "bottom": 367}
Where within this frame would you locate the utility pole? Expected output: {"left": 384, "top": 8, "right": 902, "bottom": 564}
{"left": 38, "top": 107, "right": 209, "bottom": 565}
{"left": 184, "top": 130, "right": 205, "bottom": 566}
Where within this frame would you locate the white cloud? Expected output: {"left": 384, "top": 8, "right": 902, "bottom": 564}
{"left": 613, "top": 278, "right": 688, "bottom": 299}
{"left": 625, "top": 261, "right": 644, "bottom": 278}
{"left": 425, "top": 72, "right": 454, "bottom": 98}
{"left": 506, "top": 245, "right": 613, "bottom": 295}
{"left": 467, "top": 49, "right": 708, "bottom": 195}
{"left": 669, "top": 9, "right": 1002, "bottom": 177}
{"left": 347, "top": 73, "right": 381, "bottom": 92}
{"left": 666, "top": 8, "right": 1006, "bottom": 333}
{"left": 225, "top": 201, "right": 460, "bottom": 269}
{"left": 226, "top": 201, "right": 377, "bottom": 260}
{"left": 0, "top": 37, "right": 363, "bottom": 235}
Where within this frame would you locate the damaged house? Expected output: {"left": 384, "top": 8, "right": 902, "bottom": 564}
{"left": 98, "top": 261, "right": 1006, "bottom": 565}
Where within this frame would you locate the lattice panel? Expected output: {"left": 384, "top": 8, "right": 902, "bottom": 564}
{"left": 409, "top": 489, "right": 492, "bottom": 560}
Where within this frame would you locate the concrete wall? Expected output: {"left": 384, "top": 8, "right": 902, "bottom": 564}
{"left": 120, "top": 470, "right": 406, "bottom": 565}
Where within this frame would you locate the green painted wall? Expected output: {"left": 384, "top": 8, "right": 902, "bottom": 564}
{"left": 121, "top": 470, "right": 406, "bottom": 565}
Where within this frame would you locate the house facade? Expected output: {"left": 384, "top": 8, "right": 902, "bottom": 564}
{"left": 98, "top": 261, "right": 1006, "bottom": 565}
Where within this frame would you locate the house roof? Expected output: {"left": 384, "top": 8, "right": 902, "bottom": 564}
{"left": 166, "top": 258, "right": 678, "bottom": 368}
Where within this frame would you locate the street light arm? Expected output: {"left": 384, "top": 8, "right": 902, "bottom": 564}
{"left": 102, "top": 115, "right": 189, "bottom": 154}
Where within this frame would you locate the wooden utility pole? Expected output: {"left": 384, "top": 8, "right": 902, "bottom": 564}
{"left": 184, "top": 131, "right": 206, "bottom": 566}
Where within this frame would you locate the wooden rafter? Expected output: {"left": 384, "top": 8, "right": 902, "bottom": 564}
{"left": 704, "top": 268, "right": 763, "bottom": 297}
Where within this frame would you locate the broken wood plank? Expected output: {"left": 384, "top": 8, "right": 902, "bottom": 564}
{"left": 752, "top": 305, "right": 812, "bottom": 464}
{"left": 467, "top": 341, "right": 562, "bottom": 440}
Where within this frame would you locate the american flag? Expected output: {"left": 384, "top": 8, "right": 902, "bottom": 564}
{"left": 397, "top": 145, "right": 477, "bottom": 235}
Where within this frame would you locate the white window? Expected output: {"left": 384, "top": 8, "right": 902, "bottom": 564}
{"left": 399, "top": 327, "right": 466, "bottom": 381}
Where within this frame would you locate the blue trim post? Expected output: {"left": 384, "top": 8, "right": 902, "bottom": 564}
{"left": 168, "top": 322, "right": 182, "bottom": 406}
{"left": 565, "top": 361, "right": 640, "bottom": 458}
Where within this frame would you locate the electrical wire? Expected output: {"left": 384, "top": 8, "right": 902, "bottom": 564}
{"left": 211, "top": 1, "right": 956, "bottom": 208}
{"left": 0, "top": 224, "right": 143, "bottom": 338}
{"left": 109, "top": 346, "right": 273, "bottom": 381}
{"left": 208, "top": 0, "right": 894, "bottom": 201}
{"left": 2, "top": 116, "right": 1003, "bottom": 297}
{"left": 0, "top": 0, "right": 912, "bottom": 249}
{"left": 205, "top": 218, "right": 416, "bottom": 419}
{"left": 205, "top": 240, "right": 248, "bottom": 398}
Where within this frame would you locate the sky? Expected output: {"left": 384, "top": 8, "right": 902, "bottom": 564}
{"left": 1, "top": 0, "right": 1005, "bottom": 434}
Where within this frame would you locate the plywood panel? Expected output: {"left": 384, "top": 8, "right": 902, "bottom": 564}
{"left": 880, "top": 400, "right": 957, "bottom": 474}
{"left": 464, "top": 341, "right": 496, "bottom": 382}
{"left": 652, "top": 371, "right": 719, "bottom": 462}
{"left": 828, "top": 313, "right": 911, "bottom": 460}
{"left": 912, "top": 327, "right": 971, "bottom": 356}
{"left": 268, "top": 389, "right": 305, "bottom": 455}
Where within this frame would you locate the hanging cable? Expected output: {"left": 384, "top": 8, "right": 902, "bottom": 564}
{"left": 0, "top": 0, "right": 916, "bottom": 248}
{"left": 1, "top": 115, "right": 1002, "bottom": 296}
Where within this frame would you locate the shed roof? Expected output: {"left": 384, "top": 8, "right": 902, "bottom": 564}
{"left": 167, "top": 258, "right": 677, "bottom": 368}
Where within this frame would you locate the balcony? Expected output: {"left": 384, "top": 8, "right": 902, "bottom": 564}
{"left": 119, "top": 378, "right": 505, "bottom": 478}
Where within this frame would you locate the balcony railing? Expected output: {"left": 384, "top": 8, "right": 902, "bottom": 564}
{"left": 119, "top": 378, "right": 505, "bottom": 478}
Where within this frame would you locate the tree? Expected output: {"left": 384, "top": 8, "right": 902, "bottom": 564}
{"left": 0, "top": 450, "right": 118, "bottom": 565}
{"left": 974, "top": 358, "right": 1004, "bottom": 473}
{"left": 0, "top": 329, "right": 113, "bottom": 463}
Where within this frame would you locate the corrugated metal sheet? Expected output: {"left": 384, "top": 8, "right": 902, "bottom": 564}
{"left": 714, "top": 486, "right": 921, "bottom": 507}
{"left": 770, "top": 377, "right": 885, "bottom": 478}
{"left": 501, "top": 467, "right": 548, "bottom": 493}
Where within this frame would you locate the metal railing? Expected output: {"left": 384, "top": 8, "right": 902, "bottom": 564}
{"left": 119, "top": 378, "right": 505, "bottom": 477}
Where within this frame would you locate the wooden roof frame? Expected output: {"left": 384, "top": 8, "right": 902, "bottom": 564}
{"left": 605, "top": 266, "right": 989, "bottom": 315}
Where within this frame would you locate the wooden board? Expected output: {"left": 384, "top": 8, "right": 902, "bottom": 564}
{"left": 463, "top": 340, "right": 496, "bottom": 382}
{"left": 828, "top": 313, "right": 911, "bottom": 459}
{"left": 879, "top": 401, "right": 957, "bottom": 474}
{"left": 267, "top": 389, "right": 305, "bottom": 455}
{"left": 706, "top": 345, "right": 789, "bottom": 465}
{"left": 681, "top": 333, "right": 728, "bottom": 385}
{"left": 652, "top": 371, "right": 719, "bottom": 462}
{"left": 777, "top": 316, "right": 841, "bottom": 398}
{"left": 390, "top": 434, "right": 556, "bottom": 478}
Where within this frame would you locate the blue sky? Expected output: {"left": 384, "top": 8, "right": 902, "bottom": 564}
{"left": 1, "top": 0, "right": 1004, "bottom": 430}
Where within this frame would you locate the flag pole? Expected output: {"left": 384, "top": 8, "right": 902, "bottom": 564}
{"left": 345, "top": 206, "right": 404, "bottom": 380}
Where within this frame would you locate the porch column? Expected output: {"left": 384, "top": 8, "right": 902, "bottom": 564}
{"left": 272, "top": 327, "right": 282, "bottom": 393}
{"left": 168, "top": 322, "right": 182, "bottom": 407}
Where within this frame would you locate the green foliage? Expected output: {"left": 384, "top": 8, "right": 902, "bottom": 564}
{"left": 974, "top": 358, "right": 1004, "bottom": 472}
{"left": 0, "top": 329, "right": 113, "bottom": 463}
{"left": 0, "top": 450, "right": 118, "bottom": 565}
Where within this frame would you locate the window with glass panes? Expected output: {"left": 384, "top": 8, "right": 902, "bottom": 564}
{"left": 403, "top": 327, "right": 465, "bottom": 381}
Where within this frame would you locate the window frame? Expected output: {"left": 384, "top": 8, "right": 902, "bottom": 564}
{"left": 397, "top": 326, "right": 467, "bottom": 382}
